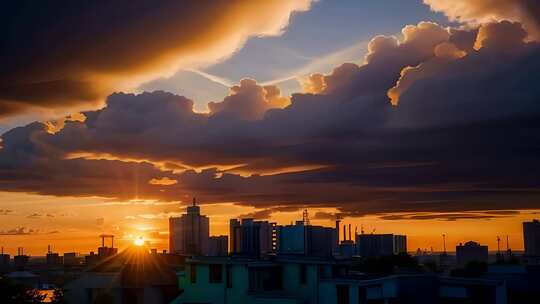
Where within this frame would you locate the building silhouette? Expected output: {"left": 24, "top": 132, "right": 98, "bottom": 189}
{"left": 456, "top": 241, "right": 488, "bottom": 267}
{"left": 523, "top": 219, "right": 540, "bottom": 256}
{"left": 356, "top": 234, "right": 407, "bottom": 258}
{"left": 169, "top": 198, "right": 210, "bottom": 255}
{"left": 229, "top": 218, "right": 276, "bottom": 257}
{"left": 208, "top": 236, "right": 228, "bottom": 257}
{"left": 277, "top": 220, "right": 335, "bottom": 257}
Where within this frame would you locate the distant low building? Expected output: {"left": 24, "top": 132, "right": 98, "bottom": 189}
{"left": 63, "top": 252, "right": 79, "bottom": 266}
{"left": 456, "top": 241, "right": 488, "bottom": 267}
{"left": 356, "top": 234, "right": 407, "bottom": 258}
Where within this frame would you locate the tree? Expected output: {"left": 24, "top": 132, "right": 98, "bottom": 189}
{"left": 0, "top": 277, "right": 46, "bottom": 304}
{"left": 50, "top": 287, "right": 65, "bottom": 304}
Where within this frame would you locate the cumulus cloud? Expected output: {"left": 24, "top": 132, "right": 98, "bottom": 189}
{"left": 424, "top": 0, "right": 540, "bottom": 39}
{"left": 0, "top": 21, "right": 539, "bottom": 216}
{"left": 0, "top": 0, "right": 312, "bottom": 119}
{"left": 208, "top": 79, "right": 290, "bottom": 120}
{"left": 301, "top": 73, "right": 326, "bottom": 93}
{"left": 387, "top": 42, "right": 466, "bottom": 105}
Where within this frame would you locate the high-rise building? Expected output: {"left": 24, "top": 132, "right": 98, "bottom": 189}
{"left": 456, "top": 241, "right": 488, "bottom": 267}
{"left": 277, "top": 220, "right": 335, "bottom": 257}
{"left": 356, "top": 234, "right": 407, "bottom": 258}
{"left": 208, "top": 236, "right": 228, "bottom": 256}
{"left": 169, "top": 198, "right": 210, "bottom": 255}
{"left": 229, "top": 218, "right": 275, "bottom": 257}
{"left": 523, "top": 219, "right": 540, "bottom": 256}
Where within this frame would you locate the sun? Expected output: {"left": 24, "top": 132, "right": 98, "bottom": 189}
{"left": 134, "top": 237, "right": 145, "bottom": 246}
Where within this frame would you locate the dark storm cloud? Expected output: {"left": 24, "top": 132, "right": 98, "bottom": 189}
{"left": 0, "top": 0, "right": 311, "bottom": 118}
{"left": 0, "top": 21, "right": 539, "bottom": 215}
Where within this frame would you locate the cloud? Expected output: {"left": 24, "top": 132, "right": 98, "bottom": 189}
{"left": 0, "top": 0, "right": 312, "bottom": 119}
{"left": 424, "top": 0, "right": 540, "bottom": 39}
{"left": 149, "top": 177, "right": 178, "bottom": 186}
{"left": 0, "top": 209, "right": 13, "bottom": 215}
{"left": 208, "top": 79, "right": 290, "bottom": 120}
{"left": 239, "top": 209, "right": 274, "bottom": 220}
{"left": 0, "top": 227, "right": 39, "bottom": 235}
{"left": 378, "top": 211, "right": 518, "bottom": 221}
{"left": 0, "top": 21, "right": 539, "bottom": 216}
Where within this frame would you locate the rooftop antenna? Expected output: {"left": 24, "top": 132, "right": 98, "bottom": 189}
{"left": 361, "top": 224, "right": 364, "bottom": 235}
{"left": 442, "top": 234, "right": 446, "bottom": 254}
{"left": 506, "top": 235, "right": 510, "bottom": 251}
{"left": 192, "top": 197, "right": 197, "bottom": 206}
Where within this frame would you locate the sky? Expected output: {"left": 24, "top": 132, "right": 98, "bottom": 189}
{"left": 1, "top": 0, "right": 540, "bottom": 255}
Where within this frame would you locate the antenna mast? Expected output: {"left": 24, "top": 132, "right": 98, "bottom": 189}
{"left": 442, "top": 234, "right": 446, "bottom": 254}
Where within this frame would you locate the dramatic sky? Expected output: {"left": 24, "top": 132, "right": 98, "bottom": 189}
{"left": 1, "top": 0, "right": 540, "bottom": 255}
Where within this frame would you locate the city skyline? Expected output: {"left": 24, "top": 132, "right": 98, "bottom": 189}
{"left": 0, "top": 199, "right": 538, "bottom": 256}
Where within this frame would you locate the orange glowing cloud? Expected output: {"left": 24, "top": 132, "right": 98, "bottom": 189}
{"left": 0, "top": 1, "right": 312, "bottom": 119}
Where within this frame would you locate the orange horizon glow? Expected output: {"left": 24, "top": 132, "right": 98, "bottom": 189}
{"left": 0, "top": 192, "right": 537, "bottom": 256}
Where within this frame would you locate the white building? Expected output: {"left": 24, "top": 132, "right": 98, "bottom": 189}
{"left": 169, "top": 198, "right": 209, "bottom": 256}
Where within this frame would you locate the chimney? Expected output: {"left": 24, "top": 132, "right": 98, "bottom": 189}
{"left": 343, "top": 225, "right": 346, "bottom": 242}
{"left": 348, "top": 224, "right": 352, "bottom": 241}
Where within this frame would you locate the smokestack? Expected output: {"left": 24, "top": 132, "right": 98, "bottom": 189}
{"left": 335, "top": 219, "right": 340, "bottom": 248}
{"left": 348, "top": 224, "right": 352, "bottom": 241}
{"left": 343, "top": 225, "right": 346, "bottom": 242}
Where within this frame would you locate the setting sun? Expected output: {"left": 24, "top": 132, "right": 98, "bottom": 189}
{"left": 134, "top": 237, "right": 145, "bottom": 246}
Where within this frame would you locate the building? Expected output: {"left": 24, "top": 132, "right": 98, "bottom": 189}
{"left": 456, "top": 241, "right": 489, "bottom": 267}
{"left": 46, "top": 245, "right": 62, "bottom": 266}
{"left": 0, "top": 247, "right": 10, "bottom": 272}
{"left": 63, "top": 252, "right": 79, "bottom": 266}
{"left": 229, "top": 218, "right": 276, "bottom": 257}
{"left": 277, "top": 220, "right": 335, "bottom": 257}
{"left": 169, "top": 198, "right": 210, "bottom": 256}
{"left": 523, "top": 220, "right": 540, "bottom": 256}
{"left": 172, "top": 256, "right": 507, "bottom": 304}
{"left": 85, "top": 235, "right": 118, "bottom": 265}
{"left": 356, "top": 234, "right": 407, "bottom": 258}
{"left": 208, "top": 236, "right": 228, "bottom": 256}
{"left": 65, "top": 247, "right": 182, "bottom": 304}
{"left": 14, "top": 247, "right": 29, "bottom": 270}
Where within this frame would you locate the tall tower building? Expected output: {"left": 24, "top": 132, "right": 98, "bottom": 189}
{"left": 524, "top": 219, "right": 540, "bottom": 256}
{"left": 229, "top": 218, "right": 275, "bottom": 257}
{"left": 169, "top": 198, "right": 210, "bottom": 256}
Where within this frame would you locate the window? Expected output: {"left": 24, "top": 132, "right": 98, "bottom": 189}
{"left": 337, "top": 284, "right": 349, "bottom": 304}
{"left": 209, "top": 264, "right": 223, "bottom": 283}
{"left": 226, "top": 265, "right": 232, "bottom": 288}
{"left": 300, "top": 264, "right": 307, "bottom": 284}
{"left": 190, "top": 264, "right": 197, "bottom": 283}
